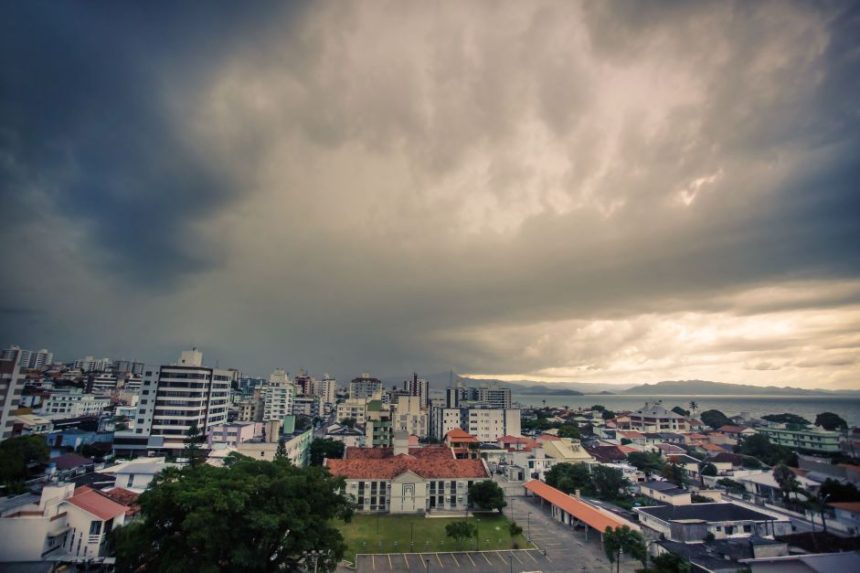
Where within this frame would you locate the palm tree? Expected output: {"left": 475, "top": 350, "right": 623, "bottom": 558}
{"left": 773, "top": 464, "right": 801, "bottom": 506}
{"left": 688, "top": 401, "right": 698, "bottom": 415}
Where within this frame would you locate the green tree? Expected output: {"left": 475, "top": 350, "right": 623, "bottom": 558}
{"left": 603, "top": 525, "right": 646, "bottom": 573}
{"left": 274, "top": 438, "right": 288, "bottom": 463}
{"left": 309, "top": 439, "right": 345, "bottom": 466}
{"left": 112, "top": 455, "right": 353, "bottom": 573}
{"left": 183, "top": 422, "right": 207, "bottom": 467}
{"left": 762, "top": 413, "right": 810, "bottom": 426}
{"left": 739, "top": 434, "right": 797, "bottom": 467}
{"left": 700, "top": 462, "right": 718, "bottom": 477}
{"left": 662, "top": 462, "right": 688, "bottom": 487}
{"left": 0, "top": 435, "right": 49, "bottom": 492}
{"left": 815, "top": 412, "right": 848, "bottom": 431}
{"left": 468, "top": 480, "right": 507, "bottom": 513}
{"left": 627, "top": 451, "right": 664, "bottom": 477}
{"left": 591, "top": 465, "right": 629, "bottom": 500}
{"left": 445, "top": 520, "right": 477, "bottom": 546}
{"left": 602, "top": 410, "right": 616, "bottom": 421}
{"left": 773, "top": 463, "right": 800, "bottom": 504}
{"left": 819, "top": 478, "right": 860, "bottom": 502}
{"left": 700, "top": 409, "right": 731, "bottom": 430}
{"left": 650, "top": 552, "right": 691, "bottom": 573}
{"left": 545, "top": 463, "right": 592, "bottom": 495}
{"left": 557, "top": 424, "right": 581, "bottom": 439}
{"left": 671, "top": 406, "right": 690, "bottom": 417}
{"left": 717, "top": 478, "right": 746, "bottom": 495}
{"left": 340, "top": 417, "right": 357, "bottom": 428}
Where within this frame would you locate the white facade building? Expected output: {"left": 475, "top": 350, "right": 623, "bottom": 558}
{"left": 1, "top": 349, "right": 23, "bottom": 440}
{"left": 40, "top": 389, "right": 110, "bottom": 418}
{"left": 349, "top": 373, "right": 382, "bottom": 400}
{"left": 262, "top": 368, "right": 296, "bottom": 421}
{"left": 393, "top": 395, "right": 429, "bottom": 438}
{"left": 132, "top": 349, "right": 232, "bottom": 451}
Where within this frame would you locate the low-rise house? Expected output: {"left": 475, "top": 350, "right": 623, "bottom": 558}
{"left": 709, "top": 452, "right": 745, "bottom": 474}
{"left": 0, "top": 482, "right": 138, "bottom": 566}
{"left": 324, "top": 423, "right": 366, "bottom": 448}
{"left": 827, "top": 502, "right": 860, "bottom": 536}
{"left": 207, "top": 421, "right": 262, "bottom": 447}
{"left": 798, "top": 454, "right": 860, "bottom": 486}
{"left": 684, "top": 433, "right": 710, "bottom": 447}
{"left": 51, "top": 453, "right": 95, "bottom": 481}
{"left": 666, "top": 454, "right": 702, "bottom": 479}
{"left": 636, "top": 502, "right": 792, "bottom": 543}
{"left": 542, "top": 437, "right": 594, "bottom": 465}
{"left": 717, "top": 425, "right": 756, "bottom": 441}
{"left": 732, "top": 469, "right": 819, "bottom": 503}
{"left": 236, "top": 428, "right": 313, "bottom": 466}
{"left": 10, "top": 414, "right": 54, "bottom": 436}
{"left": 742, "top": 551, "right": 860, "bottom": 573}
{"left": 656, "top": 443, "right": 687, "bottom": 456}
{"left": 586, "top": 444, "right": 628, "bottom": 464}
{"left": 639, "top": 481, "right": 691, "bottom": 505}
{"left": 629, "top": 404, "right": 689, "bottom": 433}
{"left": 657, "top": 538, "right": 788, "bottom": 573}
{"left": 102, "top": 457, "right": 178, "bottom": 493}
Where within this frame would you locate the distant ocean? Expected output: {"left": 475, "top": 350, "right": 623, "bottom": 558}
{"left": 511, "top": 394, "right": 860, "bottom": 426}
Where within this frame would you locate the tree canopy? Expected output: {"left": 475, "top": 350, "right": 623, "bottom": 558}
{"left": 0, "top": 435, "right": 49, "bottom": 493}
{"left": 762, "top": 413, "right": 810, "bottom": 426}
{"left": 649, "top": 552, "right": 691, "bottom": 573}
{"left": 603, "top": 526, "right": 646, "bottom": 571}
{"left": 815, "top": 412, "right": 848, "bottom": 431}
{"left": 557, "top": 424, "right": 581, "bottom": 439}
{"left": 627, "top": 451, "right": 664, "bottom": 477}
{"left": 309, "top": 439, "right": 345, "bottom": 466}
{"left": 661, "top": 461, "right": 688, "bottom": 487}
{"left": 671, "top": 406, "right": 690, "bottom": 417}
{"left": 112, "top": 455, "right": 354, "bottom": 573}
{"left": 773, "top": 463, "right": 801, "bottom": 503}
{"left": 738, "top": 434, "right": 797, "bottom": 467}
{"left": 820, "top": 478, "right": 860, "bottom": 502}
{"left": 545, "top": 462, "right": 592, "bottom": 495}
{"left": 468, "top": 480, "right": 506, "bottom": 513}
{"left": 445, "top": 520, "right": 477, "bottom": 545}
{"left": 700, "top": 409, "right": 731, "bottom": 429}
{"left": 590, "top": 465, "right": 628, "bottom": 500}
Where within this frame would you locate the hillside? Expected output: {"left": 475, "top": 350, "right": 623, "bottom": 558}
{"left": 622, "top": 379, "right": 841, "bottom": 396}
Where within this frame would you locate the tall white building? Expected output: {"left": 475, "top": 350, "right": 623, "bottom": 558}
{"left": 393, "top": 395, "right": 429, "bottom": 438}
{"left": 1, "top": 346, "right": 53, "bottom": 370}
{"left": 262, "top": 368, "right": 296, "bottom": 421}
{"left": 74, "top": 355, "right": 112, "bottom": 373}
{"left": 404, "top": 373, "right": 430, "bottom": 406}
{"left": 133, "top": 349, "right": 231, "bottom": 451}
{"left": 349, "top": 373, "right": 382, "bottom": 400}
{"left": 1, "top": 349, "right": 23, "bottom": 439}
{"left": 431, "top": 406, "right": 521, "bottom": 441}
{"left": 313, "top": 374, "right": 337, "bottom": 405}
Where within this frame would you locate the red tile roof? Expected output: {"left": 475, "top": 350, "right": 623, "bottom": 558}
{"left": 66, "top": 486, "right": 129, "bottom": 521}
{"left": 830, "top": 502, "right": 860, "bottom": 514}
{"left": 524, "top": 480, "right": 634, "bottom": 533}
{"left": 345, "top": 446, "right": 454, "bottom": 460}
{"left": 326, "top": 454, "right": 488, "bottom": 480}
{"left": 445, "top": 428, "right": 478, "bottom": 442}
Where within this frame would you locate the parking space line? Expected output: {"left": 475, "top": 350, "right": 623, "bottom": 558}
{"left": 387, "top": 554, "right": 393, "bottom": 569}
{"left": 467, "top": 553, "right": 476, "bottom": 567}
{"left": 525, "top": 550, "right": 538, "bottom": 562}
{"left": 511, "top": 551, "right": 523, "bottom": 564}
{"left": 495, "top": 551, "right": 507, "bottom": 565}
{"left": 436, "top": 553, "right": 443, "bottom": 567}
{"left": 481, "top": 552, "right": 492, "bottom": 565}
{"left": 371, "top": 554, "right": 375, "bottom": 570}
{"left": 403, "top": 553, "right": 409, "bottom": 568}
{"left": 450, "top": 553, "right": 460, "bottom": 567}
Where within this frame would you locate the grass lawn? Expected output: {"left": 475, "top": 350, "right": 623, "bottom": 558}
{"left": 335, "top": 513, "right": 532, "bottom": 563}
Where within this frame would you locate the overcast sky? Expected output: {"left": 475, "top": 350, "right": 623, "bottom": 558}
{"left": 2, "top": 1, "right": 859, "bottom": 388}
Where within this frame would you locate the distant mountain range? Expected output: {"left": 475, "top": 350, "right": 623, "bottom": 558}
{"left": 382, "top": 372, "right": 858, "bottom": 396}
{"left": 621, "top": 379, "right": 859, "bottom": 396}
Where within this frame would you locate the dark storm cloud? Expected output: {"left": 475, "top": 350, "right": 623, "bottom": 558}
{"left": 0, "top": 1, "right": 294, "bottom": 283}
{"left": 1, "top": 1, "right": 859, "bottom": 388}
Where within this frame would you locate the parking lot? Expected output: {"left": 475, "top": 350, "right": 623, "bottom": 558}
{"left": 355, "top": 549, "right": 551, "bottom": 572}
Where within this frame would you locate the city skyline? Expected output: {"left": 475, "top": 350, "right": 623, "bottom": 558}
{"left": 2, "top": 1, "right": 860, "bottom": 389}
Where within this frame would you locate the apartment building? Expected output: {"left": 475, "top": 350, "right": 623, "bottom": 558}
{"left": 40, "top": 389, "right": 110, "bottom": 418}
{"left": 629, "top": 404, "right": 690, "bottom": 433}
{"left": 1, "top": 349, "right": 23, "bottom": 439}
{"left": 1, "top": 346, "right": 53, "bottom": 370}
{"left": 349, "top": 373, "right": 383, "bottom": 400}
{"left": 132, "top": 349, "right": 231, "bottom": 451}
{"left": 756, "top": 424, "right": 841, "bottom": 454}
{"left": 393, "top": 395, "right": 429, "bottom": 438}
{"left": 262, "top": 369, "right": 296, "bottom": 421}
{"left": 337, "top": 398, "right": 369, "bottom": 425}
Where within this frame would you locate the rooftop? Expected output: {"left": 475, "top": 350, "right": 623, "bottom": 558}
{"left": 641, "top": 480, "right": 688, "bottom": 495}
{"left": 67, "top": 486, "right": 132, "bottom": 521}
{"left": 524, "top": 480, "right": 638, "bottom": 533}
{"left": 326, "top": 454, "right": 488, "bottom": 480}
{"left": 829, "top": 501, "right": 860, "bottom": 514}
{"left": 637, "top": 502, "right": 777, "bottom": 523}
{"left": 52, "top": 453, "right": 93, "bottom": 470}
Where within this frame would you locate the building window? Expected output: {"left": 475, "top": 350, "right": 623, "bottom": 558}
{"left": 89, "top": 521, "right": 102, "bottom": 535}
